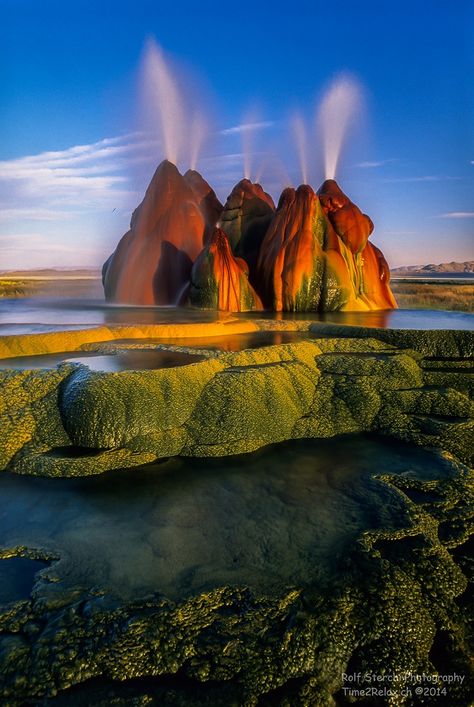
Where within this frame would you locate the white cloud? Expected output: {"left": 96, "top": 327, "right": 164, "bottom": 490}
{"left": 0, "top": 133, "right": 153, "bottom": 223}
{"left": 438, "top": 212, "right": 474, "bottom": 219}
{"left": 0, "top": 208, "right": 75, "bottom": 222}
{"left": 381, "top": 175, "right": 461, "bottom": 183}
{"left": 220, "top": 121, "right": 274, "bottom": 136}
{"left": 354, "top": 159, "right": 397, "bottom": 168}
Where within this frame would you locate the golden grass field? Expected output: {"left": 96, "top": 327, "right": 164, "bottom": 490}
{"left": 0, "top": 277, "right": 103, "bottom": 299}
{"left": 390, "top": 280, "right": 474, "bottom": 312}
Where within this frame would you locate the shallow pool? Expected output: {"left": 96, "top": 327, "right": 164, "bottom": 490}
{"left": 0, "top": 434, "right": 454, "bottom": 603}
{"left": 0, "top": 349, "right": 204, "bottom": 371}
{"left": 0, "top": 298, "right": 472, "bottom": 336}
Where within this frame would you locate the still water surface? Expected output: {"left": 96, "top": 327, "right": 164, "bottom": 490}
{"left": 0, "top": 298, "right": 472, "bottom": 336}
{"left": 0, "top": 435, "right": 454, "bottom": 603}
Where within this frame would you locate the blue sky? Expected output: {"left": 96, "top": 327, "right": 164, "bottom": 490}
{"left": 0, "top": 0, "right": 473, "bottom": 269}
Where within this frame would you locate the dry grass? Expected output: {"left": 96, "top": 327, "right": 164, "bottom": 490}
{"left": 0, "top": 279, "right": 34, "bottom": 297}
{"left": 0, "top": 277, "right": 103, "bottom": 299}
{"left": 390, "top": 281, "right": 474, "bottom": 312}
{"left": 1, "top": 276, "right": 473, "bottom": 313}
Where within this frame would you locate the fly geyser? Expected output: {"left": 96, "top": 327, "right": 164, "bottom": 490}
{"left": 103, "top": 161, "right": 397, "bottom": 312}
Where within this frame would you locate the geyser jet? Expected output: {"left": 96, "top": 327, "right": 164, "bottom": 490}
{"left": 140, "top": 39, "right": 209, "bottom": 171}
{"left": 141, "top": 40, "right": 184, "bottom": 165}
{"left": 317, "top": 75, "right": 363, "bottom": 180}
{"left": 292, "top": 113, "right": 309, "bottom": 185}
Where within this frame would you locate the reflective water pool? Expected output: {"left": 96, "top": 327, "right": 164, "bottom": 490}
{"left": 0, "top": 349, "right": 204, "bottom": 371}
{"left": 0, "top": 298, "right": 472, "bottom": 336}
{"left": 0, "top": 434, "right": 454, "bottom": 603}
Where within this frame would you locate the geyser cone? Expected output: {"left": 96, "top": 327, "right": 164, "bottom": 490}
{"left": 103, "top": 160, "right": 221, "bottom": 305}
{"left": 257, "top": 180, "right": 397, "bottom": 312}
{"left": 257, "top": 184, "right": 342, "bottom": 311}
{"left": 318, "top": 179, "right": 397, "bottom": 309}
{"left": 189, "top": 228, "right": 263, "bottom": 312}
{"left": 219, "top": 179, "right": 275, "bottom": 288}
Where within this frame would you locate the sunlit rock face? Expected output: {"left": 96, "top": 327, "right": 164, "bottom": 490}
{"left": 189, "top": 228, "right": 263, "bottom": 311}
{"left": 102, "top": 160, "right": 221, "bottom": 305}
{"left": 318, "top": 179, "right": 373, "bottom": 254}
{"left": 103, "top": 161, "right": 396, "bottom": 312}
{"left": 257, "top": 185, "right": 329, "bottom": 311}
{"left": 183, "top": 169, "right": 223, "bottom": 242}
{"left": 257, "top": 180, "right": 397, "bottom": 312}
{"left": 318, "top": 179, "right": 397, "bottom": 310}
{"left": 219, "top": 179, "right": 275, "bottom": 288}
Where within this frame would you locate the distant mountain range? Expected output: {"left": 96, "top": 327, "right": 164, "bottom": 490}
{"left": 2, "top": 262, "right": 473, "bottom": 279}
{"left": 391, "top": 261, "right": 474, "bottom": 274}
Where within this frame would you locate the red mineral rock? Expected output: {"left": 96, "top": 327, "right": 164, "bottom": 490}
{"left": 318, "top": 179, "right": 373, "bottom": 254}
{"left": 258, "top": 180, "right": 397, "bottom": 312}
{"left": 103, "top": 159, "right": 396, "bottom": 312}
{"left": 190, "top": 228, "right": 263, "bottom": 312}
{"left": 103, "top": 160, "right": 220, "bottom": 305}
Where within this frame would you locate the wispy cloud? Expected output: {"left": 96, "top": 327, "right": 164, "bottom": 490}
{"left": 0, "top": 134, "right": 157, "bottom": 227}
{"left": 0, "top": 208, "right": 75, "bottom": 222}
{"left": 354, "top": 158, "right": 398, "bottom": 168}
{"left": 220, "top": 121, "right": 274, "bottom": 136}
{"left": 0, "top": 134, "right": 155, "bottom": 268}
{"left": 381, "top": 175, "right": 461, "bottom": 183}
{"left": 438, "top": 212, "right": 474, "bottom": 219}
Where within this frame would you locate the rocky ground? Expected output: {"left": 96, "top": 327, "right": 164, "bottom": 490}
{"left": 0, "top": 322, "right": 472, "bottom": 705}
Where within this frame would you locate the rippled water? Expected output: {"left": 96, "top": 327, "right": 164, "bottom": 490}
{"left": 0, "top": 435, "right": 454, "bottom": 602}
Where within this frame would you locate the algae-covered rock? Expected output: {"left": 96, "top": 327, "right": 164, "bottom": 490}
{"left": 309, "top": 323, "right": 474, "bottom": 358}
{"left": 0, "top": 459, "right": 471, "bottom": 705}
{"left": 0, "top": 367, "right": 72, "bottom": 471}
{"left": 60, "top": 358, "right": 224, "bottom": 450}
{"left": 189, "top": 228, "right": 263, "bottom": 312}
{"left": 0, "top": 334, "right": 469, "bottom": 476}
{"left": 184, "top": 359, "right": 316, "bottom": 456}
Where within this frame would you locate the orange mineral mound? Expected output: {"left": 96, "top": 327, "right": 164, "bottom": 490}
{"left": 257, "top": 185, "right": 327, "bottom": 311}
{"left": 258, "top": 180, "right": 397, "bottom": 312}
{"left": 318, "top": 179, "right": 397, "bottom": 310}
{"left": 184, "top": 169, "right": 223, "bottom": 242}
{"left": 102, "top": 160, "right": 221, "bottom": 305}
{"left": 190, "top": 228, "right": 263, "bottom": 312}
{"left": 317, "top": 179, "right": 373, "bottom": 254}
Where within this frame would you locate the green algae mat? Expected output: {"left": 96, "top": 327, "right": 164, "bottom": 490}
{"left": 0, "top": 331, "right": 472, "bottom": 705}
